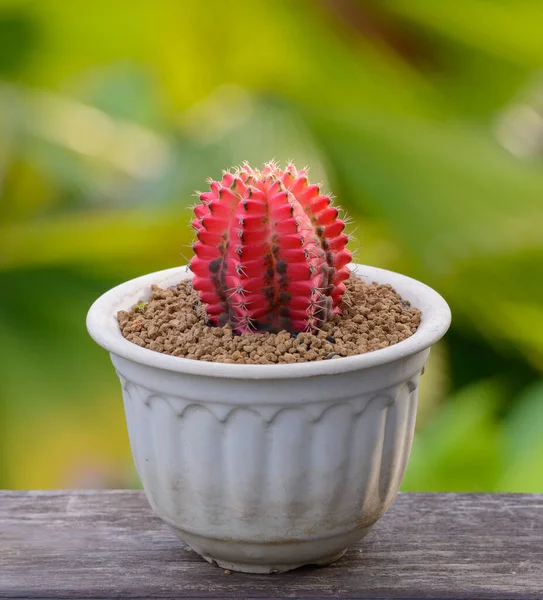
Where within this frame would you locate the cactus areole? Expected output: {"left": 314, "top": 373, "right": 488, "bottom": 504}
{"left": 189, "top": 162, "right": 352, "bottom": 334}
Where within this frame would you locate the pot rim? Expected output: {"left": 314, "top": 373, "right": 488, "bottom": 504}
{"left": 86, "top": 263, "right": 451, "bottom": 379}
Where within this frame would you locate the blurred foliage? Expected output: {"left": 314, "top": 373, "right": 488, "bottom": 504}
{"left": 0, "top": 0, "right": 542, "bottom": 491}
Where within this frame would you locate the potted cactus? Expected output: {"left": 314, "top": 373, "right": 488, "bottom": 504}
{"left": 87, "top": 162, "right": 450, "bottom": 573}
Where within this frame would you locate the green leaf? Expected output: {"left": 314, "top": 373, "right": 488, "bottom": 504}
{"left": 500, "top": 380, "right": 543, "bottom": 492}
{"left": 384, "top": 0, "right": 543, "bottom": 67}
{"left": 402, "top": 380, "right": 503, "bottom": 491}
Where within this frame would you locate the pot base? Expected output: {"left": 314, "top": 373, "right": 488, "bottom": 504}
{"left": 171, "top": 524, "right": 373, "bottom": 574}
{"left": 201, "top": 548, "right": 348, "bottom": 574}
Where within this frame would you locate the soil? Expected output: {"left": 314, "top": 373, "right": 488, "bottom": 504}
{"left": 117, "top": 274, "right": 421, "bottom": 364}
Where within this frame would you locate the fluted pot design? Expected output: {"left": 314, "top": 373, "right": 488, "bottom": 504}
{"left": 87, "top": 264, "right": 450, "bottom": 573}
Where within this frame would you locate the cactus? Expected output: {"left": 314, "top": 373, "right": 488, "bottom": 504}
{"left": 189, "top": 161, "right": 352, "bottom": 334}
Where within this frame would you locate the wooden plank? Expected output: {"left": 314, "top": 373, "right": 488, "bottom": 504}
{"left": 0, "top": 491, "right": 541, "bottom": 599}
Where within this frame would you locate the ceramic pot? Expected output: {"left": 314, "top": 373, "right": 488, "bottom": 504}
{"left": 87, "top": 264, "right": 450, "bottom": 573}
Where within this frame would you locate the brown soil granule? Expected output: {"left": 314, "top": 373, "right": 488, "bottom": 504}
{"left": 117, "top": 275, "right": 421, "bottom": 364}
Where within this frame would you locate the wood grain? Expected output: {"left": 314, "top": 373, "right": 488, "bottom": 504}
{"left": 1, "top": 491, "right": 541, "bottom": 599}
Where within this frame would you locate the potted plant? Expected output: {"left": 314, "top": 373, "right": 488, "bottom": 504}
{"left": 87, "top": 162, "right": 451, "bottom": 573}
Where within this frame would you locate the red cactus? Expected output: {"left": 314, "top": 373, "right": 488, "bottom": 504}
{"left": 189, "top": 162, "right": 352, "bottom": 334}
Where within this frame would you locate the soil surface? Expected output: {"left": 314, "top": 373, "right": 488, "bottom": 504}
{"left": 118, "top": 274, "right": 421, "bottom": 364}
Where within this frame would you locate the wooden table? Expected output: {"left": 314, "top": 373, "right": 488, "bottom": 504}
{"left": 1, "top": 491, "right": 541, "bottom": 599}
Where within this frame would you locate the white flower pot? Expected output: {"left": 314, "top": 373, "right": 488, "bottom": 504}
{"left": 87, "top": 264, "right": 450, "bottom": 574}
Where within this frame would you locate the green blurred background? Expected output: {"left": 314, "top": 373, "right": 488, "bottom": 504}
{"left": 1, "top": 0, "right": 543, "bottom": 491}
